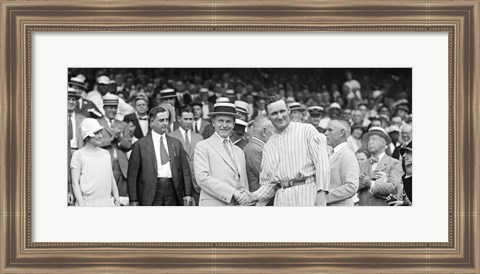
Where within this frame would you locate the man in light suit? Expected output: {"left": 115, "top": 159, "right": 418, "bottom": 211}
{"left": 324, "top": 119, "right": 359, "bottom": 206}
{"left": 358, "top": 126, "right": 404, "bottom": 206}
{"left": 97, "top": 94, "right": 133, "bottom": 198}
{"left": 194, "top": 102, "right": 251, "bottom": 206}
{"left": 168, "top": 106, "right": 203, "bottom": 206}
{"left": 127, "top": 106, "right": 193, "bottom": 206}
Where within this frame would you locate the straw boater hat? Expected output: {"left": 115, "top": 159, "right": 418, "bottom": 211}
{"left": 288, "top": 102, "right": 306, "bottom": 111}
{"left": 207, "top": 102, "right": 241, "bottom": 119}
{"left": 362, "top": 126, "right": 392, "bottom": 145}
{"left": 234, "top": 100, "right": 249, "bottom": 115}
{"left": 102, "top": 93, "right": 119, "bottom": 106}
{"left": 216, "top": 97, "right": 230, "bottom": 103}
{"left": 67, "top": 87, "right": 81, "bottom": 99}
{"left": 80, "top": 118, "right": 103, "bottom": 140}
{"left": 307, "top": 106, "right": 324, "bottom": 117}
{"left": 234, "top": 119, "right": 248, "bottom": 131}
{"left": 329, "top": 102, "right": 341, "bottom": 110}
{"left": 159, "top": 88, "right": 177, "bottom": 99}
{"left": 68, "top": 76, "right": 86, "bottom": 90}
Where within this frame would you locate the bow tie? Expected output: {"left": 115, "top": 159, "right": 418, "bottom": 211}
{"left": 138, "top": 117, "right": 148, "bottom": 120}
{"left": 370, "top": 156, "right": 379, "bottom": 164}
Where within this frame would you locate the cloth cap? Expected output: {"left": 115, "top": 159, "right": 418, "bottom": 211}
{"left": 362, "top": 126, "right": 392, "bottom": 145}
{"left": 80, "top": 118, "right": 103, "bottom": 140}
{"left": 97, "top": 76, "right": 110, "bottom": 85}
{"left": 330, "top": 102, "right": 341, "bottom": 109}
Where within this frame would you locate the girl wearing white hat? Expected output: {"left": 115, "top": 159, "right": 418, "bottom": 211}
{"left": 70, "top": 118, "right": 120, "bottom": 206}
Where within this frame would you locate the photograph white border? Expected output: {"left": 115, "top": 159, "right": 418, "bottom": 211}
{"left": 32, "top": 32, "right": 448, "bottom": 242}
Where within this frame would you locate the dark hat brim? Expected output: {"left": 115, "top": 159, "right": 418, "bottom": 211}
{"left": 207, "top": 112, "right": 242, "bottom": 119}
{"left": 68, "top": 82, "right": 86, "bottom": 89}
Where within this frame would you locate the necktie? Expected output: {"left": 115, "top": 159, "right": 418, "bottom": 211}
{"left": 109, "top": 119, "right": 115, "bottom": 128}
{"left": 195, "top": 121, "right": 199, "bottom": 133}
{"left": 223, "top": 139, "right": 237, "bottom": 167}
{"left": 67, "top": 113, "right": 73, "bottom": 140}
{"left": 185, "top": 130, "right": 191, "bottom": 148}
{"left": 160, "top": 136, "right": 169, "bottom": 165}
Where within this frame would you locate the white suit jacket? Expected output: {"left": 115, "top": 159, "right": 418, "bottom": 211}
{"left": 194, "top": 133, "right": 249, "bottom": 206}
{"left": 326, "top": 143, "right": 359, "bottom": 206}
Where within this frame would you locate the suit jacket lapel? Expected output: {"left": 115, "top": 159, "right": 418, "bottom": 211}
{"left": 374, "top": 154, "right": 389, "bottom": 172}
{"left": 99, "top": 117, "right": 114, "bottom": 137}
{"left": 207, "top": 136, "right": 238, "bottom": 174}
{"left": 145, "top": 134, "right": 158, "bottom": 174}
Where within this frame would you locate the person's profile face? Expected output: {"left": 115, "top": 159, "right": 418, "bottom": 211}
{"left": 212, "top": 115, "right": 234, "bottom": 138}
{"left": 356, "top": 152, "right": 368, "bottom": 165}
{"left": 104, "top": 105, "right": 118, "bottom": 120}
{"left": 325, "top": 121, "right": 342, "bottom": 147}
{"left": 179, "top": 112, "right": 194, "bottom": 131}
{"left": 266, "top": 100, "right": 290, "bottom": 132}
{"left": 352, "top": 128, "right": 363, "bottom": 138}
{"left": 150, "top": 111, "right": 170, "bottom": 135}
{"left": 127, "top": 121, "right": 136, "bottom": 134}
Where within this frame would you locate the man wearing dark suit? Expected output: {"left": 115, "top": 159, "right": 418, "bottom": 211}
{"left": 69, "top": 76, "right": 103, "bottom": 118}
{"left": 391, "top": 124, "right": 412, "bottom": 160}
{"left": 324, "top": 119, "right": 359, "bottom": 206}
{"left": 127, "top": 106, "right": 193, "bottom": 206}
{"left": 190, "top": 101, "right": 211, "bottom": 136}
{"left": 243, "top": 116, "right": 275, "bottom": 192}
{"left": 358, "top": 127, "right": 404, "bottom": 206}
{"left": 168, "top": 107, "right": 203, "bottom": 205}
{"left": 123, "top": 96, "right": 150, "bottom": 139}
{"left": 67, "top": 87, "right": 87, "bottom": 206}
{"left": 97, "top": 94, "right": 133, "bottom": 197}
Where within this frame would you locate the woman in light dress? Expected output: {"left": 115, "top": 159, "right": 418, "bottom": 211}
{"left": 70, "top": 118, "right": 120, "bottom": 206}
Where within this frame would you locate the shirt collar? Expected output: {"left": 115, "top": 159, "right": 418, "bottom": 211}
{"left": 333, "top": 142, "right": 348, "bottom": 154}
{"left": 375, "top": 151, "right": 386, "bottom": 162}
{"left": 214, "top": 131, "right": 230, "bottom": 143}
{"left": 136, "top": 112, "right": 148, "bottom": 119}
{"left": 179, "top": 127, "right": 189, "bottom": 135}
{"left": 251, "top": 136, "right": 265, "bottom": 145}
{"left": 152, "top": 130, "right": 166, "bottom": 140}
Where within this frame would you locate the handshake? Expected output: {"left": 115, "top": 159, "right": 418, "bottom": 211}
{"left": 233, "top": 189, "right": 258, "bottom": 206}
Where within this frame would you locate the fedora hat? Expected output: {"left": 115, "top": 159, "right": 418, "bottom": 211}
{"left": 207, "top": 102, "right": 241, "bottom": 119}
{"left": 362, "top": 126, "right": 392, "bottom": 145}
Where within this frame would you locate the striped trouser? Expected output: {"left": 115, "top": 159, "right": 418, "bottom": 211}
{"left": 273, "top": 183, "right": 317, "bottom": 206}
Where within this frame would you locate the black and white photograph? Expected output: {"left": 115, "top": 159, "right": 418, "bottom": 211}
{"left": 67, "top": 68, "right": 412, "bottom": 207}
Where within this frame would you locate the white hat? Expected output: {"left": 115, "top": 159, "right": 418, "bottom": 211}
{"left": 386, "top": 125, "right": 401, "bottom": 133}
{"left": 362, "top": 126, "right": 392, "bottom": 145}
{"left": 216, "top": 97, "right": 230, "bottom": 103}
{"left": 330, "top": 102, "right": 341, "bottom": 109}
{"left": 97, "top": 76, "right": 110, "bottom": 85}
{"left": 80, "top": 118, "right": 103, "bottom": 140}
{"left": 234, "top": 100, "right": 249, "bottom": 114}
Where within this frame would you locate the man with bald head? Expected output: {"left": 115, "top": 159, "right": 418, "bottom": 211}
{"left": 243, "top": 116, "right": 276, "bottom": 192}
{"left": 324, "top": 119, "right": 359, "bottom": 206}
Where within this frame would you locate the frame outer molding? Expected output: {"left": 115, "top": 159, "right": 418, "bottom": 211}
{"left": 1, "top": 0, "right": 479, "bottom": 273}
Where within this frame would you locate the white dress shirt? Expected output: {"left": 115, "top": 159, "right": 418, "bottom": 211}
{"left": 69, "top": 111, "right": 78, "bottom": 149}
{"left": 370, "top": 151, "right": 386, "bottom": 192}
{"left": 136, "top": 112, "right": 149, "bottom": 136}
{"left": 179, "top": 127, "right": 191, "bottom": 144}
{"left": 151, "top": 130, "right": 172, "bottom": 178}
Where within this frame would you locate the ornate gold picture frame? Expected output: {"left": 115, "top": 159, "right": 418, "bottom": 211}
{"left": 1, "top": 0, "right": 478, "bottom": 272}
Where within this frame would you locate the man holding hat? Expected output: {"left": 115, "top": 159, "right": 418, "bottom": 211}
{"left": 69, "top": 76, "right": 102, "bottom": 118}
{"left": 193, "top": 102, "right": 250, "bottom": 206}
{"left": 97, "top": 94, "right": 133, "bottom": 198}
{"left": 358, "top": 126, "right": 404, "bottom": 206}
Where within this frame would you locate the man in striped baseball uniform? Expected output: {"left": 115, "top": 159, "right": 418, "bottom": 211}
{"left": 247, "top": 96, "right": 330, "bottom": 206}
